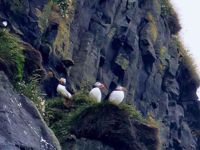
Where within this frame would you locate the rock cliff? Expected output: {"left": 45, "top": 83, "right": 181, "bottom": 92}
{"left": 0, "top": 0, "right": 200, "bottom": 150}
{"left": 0, "top": 71, "right": 61, "bottom": 149}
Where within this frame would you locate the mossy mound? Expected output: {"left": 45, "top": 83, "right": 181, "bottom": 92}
{"left": 71, "top": 103, "right": 160, "bottom": 150}
{"left": 45, "top": 92, "right": 160, "bottom": 150}
{"left": 44, "top": 92, "right": 97, "bottom": 145}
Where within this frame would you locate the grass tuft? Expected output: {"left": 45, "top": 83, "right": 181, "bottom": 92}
{"left": 172, "top": 36, "right": 200, "bottom": 86}
{"left": 0, "top": 29, "right": 25, "bottom": 81}
{"left": 15, "top": 75, "right": 45, "bottom": 112}
{"left": 147, "top": 12, "right": 158, "bottom": 42}
{"left": 119, "top": 103, "right": 144, "bottom": 122}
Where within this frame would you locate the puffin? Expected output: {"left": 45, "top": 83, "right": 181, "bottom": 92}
{"left": 108, "top": 85, "right": 127, "bottom": 105}
{"left": 57, "top": 78, "right": 72, "bottom": 98}
{"left": 89, "top": 82, "right": 106, "bottom": 103}
{"left": 56, "top": 78, "right": 72, "bottom": 107}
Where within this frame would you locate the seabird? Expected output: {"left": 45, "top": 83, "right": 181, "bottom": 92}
{"left": 108, "top": 85, "right": 127, "bottom": 105}
{"left": 57, "top": 78, "right": 72, "bottom": 107}
{"left": 89, "top": 82, "right": 106, "bottom": 103}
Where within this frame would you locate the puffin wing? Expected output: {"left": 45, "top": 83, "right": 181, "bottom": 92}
{"left": 109, "top": 91, "right": 124, "bottom": 105}
{"left": 89, "top": 87, "right": 101, "bottom": 103}
{"left": 57, "top": 84, "right": 72, "bottom": 99}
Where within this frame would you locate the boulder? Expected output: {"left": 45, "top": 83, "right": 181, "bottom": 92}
{"left": 0, "top": 71, "right": 61, "bottom": 150}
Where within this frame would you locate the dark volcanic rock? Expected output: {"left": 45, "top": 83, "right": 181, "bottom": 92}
{"left": 71, "top": 103, "right": 159, "bottom": 150}
{"left": 0, "top": 71, "right": 61, "bottom": 150}
{"left": 64, "top": 138, "right": 114, "bottom": 150}
{"left": 0, "top": 0, "right": 200, "bottom": 150}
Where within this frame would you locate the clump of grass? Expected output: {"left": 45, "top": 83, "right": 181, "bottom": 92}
{"left": 115, "top": 54, "right": 129, "bottom": 70}
{"left": 52, "top": 0, "right": 75, "bottom": 17}
{"left": 119, "top": 103, "right": 160, "bottom": 128}
{"left": 73, "top": 91, "right": 97, "bottom": 105}
{"left": 0, "top": 29, "right": 25, "bottom": 81}
{"left": 15, "top": 75, "right": 44, "bottom": 112}
{"left": 44, "top": 91, "right": 96, "bottom": 144}
{"left": 52, "top": 0, "right": 68, "bottom": 16}
{"left": 119, "top": 103, "right": 144, "bottom": 122}
{"left": 36, "top": 1, "right": 53, "bottom": 32}
{"left": 159, "top": 46, "right": 167, "bottom": 61}
{"left": 145, "top": 113, "right": 160, "bottom": 128}
{"left": 161, "top": 0, "right": 181, "bottom": 35}
{"left": 172, "top": 36, "right": 200, "bottom": 86}
{"left": 147, "top": 12, "right": 158, "bottom": 42}
{"left": 49, "top": 0, "right": 75, "bottom": 59}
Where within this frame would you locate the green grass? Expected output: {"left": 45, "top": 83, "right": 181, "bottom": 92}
{"left": 172, "top": 36, "right": 200, "bottom": 86}
{"left": 36, "top": 1, "right": 53, "bottom": 32}
{"left": 43, "top": 91, "right": 160, "bottom": 148}
{"left": 15, "top": 75, "right": 44, "bottom": 112}
{"left": 0, "top": 29, "right": 25, "bottom": 81}
{"left": 52, "top": 0, "right": 75, "bottom": 17}
{"left": 119, "top": 103, "right": 144, "bottom": 122}
{"left": 44, "top": 92, "right": 97, "bottom": 144}
{"left": 115, "top": 54, "right": 129, "bottom": 70}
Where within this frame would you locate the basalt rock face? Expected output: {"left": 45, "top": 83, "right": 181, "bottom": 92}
{"left": 69, "top": 1, "right": 200, "bottom": 149}
{"left": 0, "top": 0, "right": 200, "bottom": 150}
{"left": 0, "top": 72, "right": 61, "bottom": 149}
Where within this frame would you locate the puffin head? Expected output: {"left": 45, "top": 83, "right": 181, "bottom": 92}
{"left": 59, "top": 78, "right": 66, "bottom": 85}
{"left": 115, "top": 85, "right": 127, "bottom": 92}
{"left": 94, "top": 82, "right": 106, "bottom": 89}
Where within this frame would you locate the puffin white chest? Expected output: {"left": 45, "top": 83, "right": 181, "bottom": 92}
{"left": 109, "top": 90, "right": 124, "bottom": 105}
{"left": 56, "top": 84, "right": 72, "bottom": 99}
{"left": 89, "top": 87, "right": 102, "bottom": 103}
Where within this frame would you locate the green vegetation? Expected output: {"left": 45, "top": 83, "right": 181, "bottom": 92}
{"left": 119, "top": 103, "right": 143, "bottom": 122}
{"left": 154, "top": 0, "right": 161, "bottom": 15}
{"left": 0, "top": 29, "right": 25, "bottom": 81}
{"left": 36, "top": 1, "right": 53, "bottom": 32}
{"left": 145, "top": 112, "right": 160, "bottom": 128}
{"left": 52, "top": 0, "right": 75, "bottom": 17}
{"left": 161, "top": 0, "right": 181, "bottom": 35}
{"left": 52, "top": 0, "right": 68, "bottom": 16}
{"left": 115, "top": 54, "right": 129, "bottom": 70}
{"left": 15, "top": 75, "right": 44, "bottom": 112}
{"left": 158, "top": 46, "right": 167, "bottom": 73}
{"left": 44, "top": 92, "right": 97, "bottom": 144}
{"left": 44, "top": 91, "right": 159, "bottom": 147}
{"left": 119, "top": 104, "right": 159, "bottom": 127}
{"left": 147, "top": 12, "right": 158, "bottom": 42}
{"left": 172, "top": 36, "right": 200, "bottom": 86}
{"left": 159, "top": 46, "right": 167, "bottom": 61}
{"left": 107, "top": 27, "right": 117, "bottom": 39}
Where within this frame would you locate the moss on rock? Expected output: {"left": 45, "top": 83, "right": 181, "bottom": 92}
{"left": 146, "top": 12, "right": 158, "bottom": 42}
{"left": 115, "top": 54, "right": 129, "bottom": 70}
{"left": 0, "top": 29, "right": 25, "bottom": 81}
{"left": 71, "top": 103, "right": 160, "bottom": 150}
{"left": 44, "top": 92, "right": 160, "bottom": 150}
{"left": 160, "top": 0, "right": 181, "bottom": 35}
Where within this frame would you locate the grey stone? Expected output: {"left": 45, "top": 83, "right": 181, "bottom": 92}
{"left": 0, "top": 72, "right": 61, "bottom": 150}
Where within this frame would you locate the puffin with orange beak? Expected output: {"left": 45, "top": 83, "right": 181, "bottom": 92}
{"left": 89, "top": 82, "right": 106, "bottom": 103}
{"left": 108, "top": 85, "right": 127, "bottom": 105}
